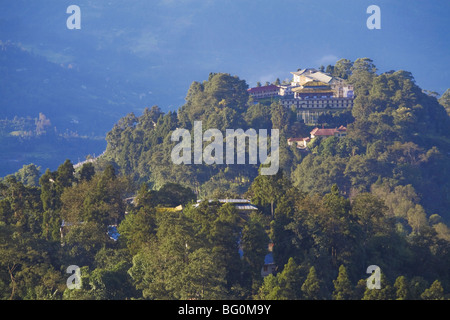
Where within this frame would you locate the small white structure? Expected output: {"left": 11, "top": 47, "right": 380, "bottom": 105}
{"left": 193, "top": 199, "right": 258, "bottom": 212}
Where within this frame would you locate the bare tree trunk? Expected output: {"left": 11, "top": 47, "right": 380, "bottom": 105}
{"left": 271, "top": 201, "right": 274, "bottom": 218}
{"left": 8, "top": 264, "right": 17, "bottom": 300}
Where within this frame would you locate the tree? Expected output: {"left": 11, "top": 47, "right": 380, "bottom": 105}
{"left": 182, "top": 248, "right": 228, "bottom": 299}
{"left": 209, "top": 204, "right": 242, "bottom": 290}
{"left": 333, "top": 59, "right": 353, "bottom": 80}
{"left": 14, "top": 164, "right": 41, "bottom": 187}
{"left": 61, "top": 173, "right": 128, "bottom": 228}
{"left": 255, "top": 274, "right": 284, "bottom": 300}
{"left": 248, "top": 170, "right": 286, "bottom": 217}
{"left": 277, "top": 258, "right": 304, "bottom": 299}
{"left": 63, "top": 261, "right": 138, "bottom": 300}
{"left": 350, "top": 58, "right": 377, "bottom": 82}
{"left": 255, "top": 258, "right": 304, "bottom": 300}
{"left": 421, "top": 280, "right": 445, "bottom": 300}
{"left": 146, "top": 105, "right": 164, "bottom": 124}
{"left": 332, "top": 265, "right": 354, "bottom": 300}
{"left": 350, "top": 193, "right": 387, "bottom": 237}
{"left": 39, "top": 169, "right": 62, "bottom": 241}
{"left": 407, "top": 204, "right": 428, "bottom": 235}
{"left": 321, "top": 185, "right": 356, "bottom": 266}
{"left": 102, "top": 163, "right": 116, "bottom": 181}
{"left": 362, "top": 273, "right": 395, "bottom": 300}
{"left": 301, "top": 266, "right": 323, "bottom": 300}
{"left": 409, "top": 276, "right": 429, "bottom": 299}
{"left": 0, "top": 224, "right": 64, "bottom": 300}
{"left": 117, "top": 207, "right": 157, "bottom": 255}
{"left": 241, "top": 212, "right": 269, "bottom": 292}
{"left": 79, "top": 162, "right": 95, "bottom": 182}
{"left": 270, "top": 102, "right": 293, "bottom": 134}
{"left": 128, "top": 210, "right": 195, "bottom": 299}
{"left": 39, "top": 160, "right": 77, "bottom": 241}
{"left": 155, "top": 183, "right": 196, "bottom": 207}
{"left": 56, "top": 159, "right": 77, "bottom": 189}
{"left": 325, "top": 65, "right": 334, "bottom": 74}
{"left": 244, "top": 103, "right": 272, "bottom": 129}
{"left": 134, "top": 183, "right": 158, "bottom": 209}
{"left": 350, "top": 58, "right": 378, "bottom": 119}
{"left": 394, "top": 276, "right": 411, "bottom": 300}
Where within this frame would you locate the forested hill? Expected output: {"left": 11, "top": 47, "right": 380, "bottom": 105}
{"left": 104, "top": 58, "right": 450, "bottom": 222}
{"left": 2, "top": 58, "right": 450, "bottom": 301}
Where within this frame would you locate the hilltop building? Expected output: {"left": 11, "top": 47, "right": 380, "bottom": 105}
{"left": 287, "top": 125, "right": 347, "bottom": 151}
{"left": 284, "top": 68, "right": 354, "bottom": 124}
{"left": 247, "top": 84, "right": 280, "bottom": 99}
{"left": 247, "top": 68, "right": 354, "bottom": 124}
{"left": 310, "top": 125, "right": 347, "bottom": 138}
{"left": 290, "top": 68, "right": 354, "bottom": 98}
{"left": 287, "top": 137, "right": 310, "bottom": 149}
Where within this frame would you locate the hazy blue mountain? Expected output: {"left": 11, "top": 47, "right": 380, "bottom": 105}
{"left": 0, "top": 0, "right": 448, "bottom": 177}
{"left": 0, "top": 42, "right": 147, "bottom": 136}
{"left": 0, "top": 0, "right": 198, "bottom": 137}
{"left": 1, "top": 0, "right": 448, "bottom": 134}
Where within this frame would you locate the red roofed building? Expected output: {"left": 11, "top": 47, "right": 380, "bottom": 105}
{"left": 248, "top": 84, "right": 280, "bottom": 99}
{"left": 310, "top": 126, "right": 347, "bottom": 139}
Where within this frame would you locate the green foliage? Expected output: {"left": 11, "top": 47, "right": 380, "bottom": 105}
{"left": 301, "top": 266, "right": 324, "bottom": 300}
{"left": 332, "top": 59, "right": 353, "bottom": 80}
{"left": 127, "top": 205, "right": 238, "bottom": 300}
{"left": 241, "top": 212, "right": 270, "bottom": 293}
{"left": 247, "top": 170, "right": 288, "bottom": 217}
{"left": 78, "top": 162, "right": 95, "bottom": 182}
{"left": 2, "top": 61, "right": 450, "bottom": 300}
{"left": 361, "top": 273, "right": 395, "bottom": 300}
{"left": 394, "top": 275, "right": 411, "bottom": 300}
{"left": 256, "top": 257, "right": 304, "bottom": 300}
{"left": 332, "top": 265, "right": 354, "bottom": 300}
{"left": 421, "top": 280, "right": 445, "bottom": 300}
{"left": 11, "top": 164, "right": 41, "bottom": 187}
{"left": 439, "top": 89, "right": 450, "bottom": 116}
{"left": 154, "top": 183, "right": 196, "bottom": 207}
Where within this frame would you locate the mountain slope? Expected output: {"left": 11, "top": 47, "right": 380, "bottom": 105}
{"left": 0, "top": 42, "right": 145, "bottom": 136}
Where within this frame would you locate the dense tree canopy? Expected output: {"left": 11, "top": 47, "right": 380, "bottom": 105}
{"left": 1, "top": 59, "right": 450, "bottom": 300}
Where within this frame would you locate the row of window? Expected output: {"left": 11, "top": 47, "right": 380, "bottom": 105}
{"left": 282, "top": 100, "right": 353, "bottom": 108}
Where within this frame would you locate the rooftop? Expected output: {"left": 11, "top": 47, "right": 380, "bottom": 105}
{"left": 194, "top": 199, "right": 258, "bottom": 211}
{"left": 291, "top": 80, "right": 334, "bottom": 94}
{"left": 291, "top": 68, "right": 333, "bottom": 84}
{"left": 310, "top": 126, "right": 347, "bottom": 137}
{"left": 247, "top": 84, "right": 279, "bottom": 93}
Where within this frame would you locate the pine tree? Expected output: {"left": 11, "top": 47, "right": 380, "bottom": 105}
{"left": 362, "top": 273, "right": 395, "bottom": 300}
{"left": 79, "top": 162, "right": 95, "bottom": 182}
{"left": 241, "top": 212, "right": 269, "bottom": 292}
{"left": 255, "top": 274, "right": 284, "bottom": 300}
{"left": 277, "top": 258, "right": 303, "bottom": 299}
{"left": 301, "top": 266, "right": 322, "bottom": 300}
{"left": 394, "top": 276, "right": 411, "bottom": 300}
{"left": 56, "top": 159, "right": 77, "bottom": 189}
{"left": 421, "top": 280, "right": 445, "bottom": 300}
{"left": 332, "top": 265, "right": 354, "bottom": 300}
